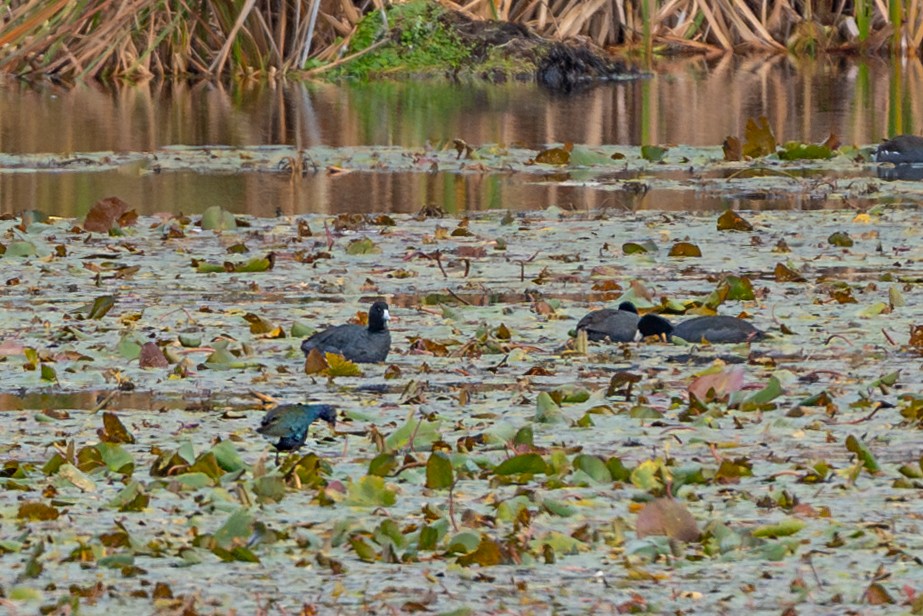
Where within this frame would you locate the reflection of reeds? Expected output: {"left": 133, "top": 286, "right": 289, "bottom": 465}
{"left": 2, "top": 55, "right": 923, "bottom": 217}
{"left": 3, "top": 1, "right": 923, "bottom": 78}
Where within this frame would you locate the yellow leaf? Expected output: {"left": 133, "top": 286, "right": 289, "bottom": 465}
{"left": 326, "top": 353, "right": 362, "bottom": 377}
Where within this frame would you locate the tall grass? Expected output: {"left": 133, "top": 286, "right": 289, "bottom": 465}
{"left": 3, "top": 0, "right": 923, "bottom": 80}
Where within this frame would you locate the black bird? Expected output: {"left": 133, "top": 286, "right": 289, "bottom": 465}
{"left": 256, "top": 404, "right": 337, "bottom": 462}
{"left": 576, "top": 301, "right": 640, "bottom": 342}
{"left": 873, "top": 135, "right": 923, "bottom": 164}
{"left": 638, "top": 313, "right": 765, "bottom": 344}
{"left": 301, "top": 300, "right": 391, "bottom": 363}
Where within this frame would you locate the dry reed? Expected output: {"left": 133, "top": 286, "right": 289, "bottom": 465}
{"left": 1, "top": 0, "right": 923, "bottom": 80}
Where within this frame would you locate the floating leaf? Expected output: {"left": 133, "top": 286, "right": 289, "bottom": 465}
{"left": 200, "top": 206, "right": 238, "bottom": 231}
{"left": 457, "top": 536, "right": 506, "bottom": 566}
{"left": 349, "top": 535, "right": 379, "bottom": 562}
{"left": 368, "top": 453, "right": 398, "bottom": 477}
{"left": 542, "top": 499, "right": 577, "bottom": 517}
{"left": 668, "top": 242, "right": 702, "bottom": 257}
{"left": 534, "top": 146, "right": 570, "bottom": 165}
{"left": 512, "top": 425, "right": 534, "bottom": 447}
{"left": 846, "top": 435, "right": 880, "bottom": 473}
{"left": 346, "top": 475, "right": 397, "bottom": 507}
{"left": 40, "top": 364, "right": 57, "bottom": 383}
{"left": 736, "top": 376, "right": 783, "bottom": 411}
{"left": 326, "top": 353, "right": 363, "bottom": 377}
{"left": 640, "top": 145, "right": 668, "bottom": 162}
{"left": 252, "top": 475, "right": 287, "bottom": 503}
{"left": 346, "top": 237, "right": 381, "bottom": 255}
{"left": 720, "top": 275, "right": 756, "bottom": 301}
{"left": 716, "top": 210, "right": 752, "bottom": 231}
{"left": 195, "top": 260, "right": 226, "bottom": 273}
{"left": 304, "top": 347, "right": 329, "bottom": 374}
{"left": 569, "top": 146, "right": 616, "bottom": 166}
{"left": 857, "top": 302, "right": 888, "bottom": 318}
{"left": 572, "top": 454, "right": 611, "bottom": 484}
{"left": 865, "top": 582, "right": 895, "bottom": 605}
{"left": 139, "top": 342, "right": 168, "bottom": 368}
{"left": 18, "top": 502, "right": 60, "bottom": 521}
{"left": 494, "top": 453, "right": 547, "bottom": 476}
{"left": 243, "top": 313, "right": 276, "bottom": 335}
{"left": 828, "top": 231, "right": 853, "bottom": 247}
{"left": 99, "top": 412, "right": 135, "bottom": 444}
{"left": 742, "top": 115, "right": 776, "bottom": 158}
{"left": 233, "top": 253, "right": 274, "bottom": 272}
{"left": 635, "top": 498, "right": 700, "bottom": 542}
{"left": 4, "top": 241, "right": 38, "bottom": 257}
{"left": 623, "top": 240, "right": 656, "bottom": 254}
{"left": 689, "top": 365, "right": 745, "bottom": 402}
{"left": 910, "top": 326, "right": 923, "bottom": 351}
{"left": 95, "top": 442, "right": 135, "bottom": 475}
{"left": 425, "top": 452, "right": 454, "bottom": 490}
{"left": 84, "top": 196, "right": 136, "bottom": 233}
{"left": 212, "top": 508, "right": 254, "bottom": 551}
{"left": 535, "top": 392, "right": 565, "bottom": 423}
{"left": 752, "top": 518, "right": 805, "bottom": 538}
{"left": 446, "top": 531, "right": 481, "bottom": 554}
{"left": 777, "top": 141, "right": 834, "bottom": 160}
{"left": 722, "top": 136, "right": 742, "bottom": 161}
{"left": 210, "top": 440, "right": 247, "bottom": 473}
{"left": 384, "top": 416, "right": 441, "bottom": 451}
{"left": 774, "top": 262, "right": 806, "bottom": 282}
{"left": 56, "top": 464, "right": 96, "bottom": 492}
{"left": 889, "top": 286, "right": 905, "bottom": 309}
{"left": 80, "top": 295, "right": 117, "bottom": 319}
{"left": 108, "top": 481, "right": 149, "bottom": 512}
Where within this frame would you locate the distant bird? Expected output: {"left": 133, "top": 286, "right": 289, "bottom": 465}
{"left": 256, "top": 403, "right": 337, "bottom": 462}
{"left": 576, "top": 301, "right": 640, "bottom": 342}
{"left": 301, "top": 300, "right": 391, "bottom": 363}
{"left": 873, "top": 135, "right": 923, "bottom": 164}
{"left": 638, "top": 313, "right": 765, "bottom": 344}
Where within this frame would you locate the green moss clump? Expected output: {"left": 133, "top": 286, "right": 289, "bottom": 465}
{"left": 336, "top": 1, "right": 473, "bottom": 80}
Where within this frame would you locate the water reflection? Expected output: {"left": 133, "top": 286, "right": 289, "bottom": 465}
{"left": 0, "top": 54, "right": 919, "bottom": 215}
{"left": 0, "top": 168, "right": 867, "bottom": 217}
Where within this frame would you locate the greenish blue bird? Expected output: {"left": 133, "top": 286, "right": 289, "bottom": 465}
{"left": 256, "top": 404, "right": 336, "bottom": 463}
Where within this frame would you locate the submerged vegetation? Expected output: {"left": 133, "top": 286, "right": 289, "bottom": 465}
{"left": 1, "top": 0, "right": 923, "bottom": 80}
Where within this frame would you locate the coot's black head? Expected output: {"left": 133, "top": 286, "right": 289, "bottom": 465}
{"left": 618, "top": 301, "right": 638, "bottom": 314}
{"left": 638, "top": 314, "right": 674, "bottom": 339}
{"left": 368, "top": 301, "right": 390, "bottom": 333}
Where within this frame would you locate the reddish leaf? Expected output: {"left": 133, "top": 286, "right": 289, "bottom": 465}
{"left": 636, "top": 498, "right": 700, "bottom": 542}
{"left": 139, "top": 342, "right": 169, "bottom": 368}
{"left": 84, "top": 197, "right": 135, "bottom": 233}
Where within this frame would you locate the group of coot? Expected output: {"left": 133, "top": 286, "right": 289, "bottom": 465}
{"left": 259, "top": 133, "right": 915, "bottom": 458}
{"left": 576, "top": 301, "right": 764, "bottom": 344}
{"left": 260, "top": 297, "right": 766, "bottom": 457}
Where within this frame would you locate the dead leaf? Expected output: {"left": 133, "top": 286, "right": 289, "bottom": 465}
{"left": 636, "top": 498, "right": 700, "bottom": 542}
{"left": 722, "top": 136, "right": 742, "bottom": 161}
{"left": 304, "top": 348, "right": 329, "bottom": 374}
{"left": 717, "top": 210, "right": 753, "bottom": 231}
{"left": 84, "top": 197, "right": 135, "bottom": 233}
{"left": 139, "top": 342, "right": 169, "bottom": 368}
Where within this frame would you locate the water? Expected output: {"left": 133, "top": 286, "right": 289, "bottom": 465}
{"left": 0, "top": 55, "right": 916, "bottom": 215}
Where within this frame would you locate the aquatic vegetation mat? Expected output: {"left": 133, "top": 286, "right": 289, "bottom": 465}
{"left": 0, "top": 205, "right": 922, "bottom": 613}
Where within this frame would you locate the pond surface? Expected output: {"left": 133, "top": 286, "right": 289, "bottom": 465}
{"left": 2, "top": 52, "right": 923, "bottom": 615}
{"left": 0, "top": 54, "right": 921, "bottom": 215}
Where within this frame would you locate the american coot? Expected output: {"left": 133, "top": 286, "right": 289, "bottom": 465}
{"left": 576, "top": 301, "right": 640, "bottom": 342}
{"left": 301, "top": 300, "right": 391, "bottom": 363}
{"left": 257, "top": 403, "right": 336, "bottom": 462}
{"left": 873, "top": 135, "right": 923, "bottom": 164}
{"left": 638, "top": 313, "right": 765, "bottom": 344}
